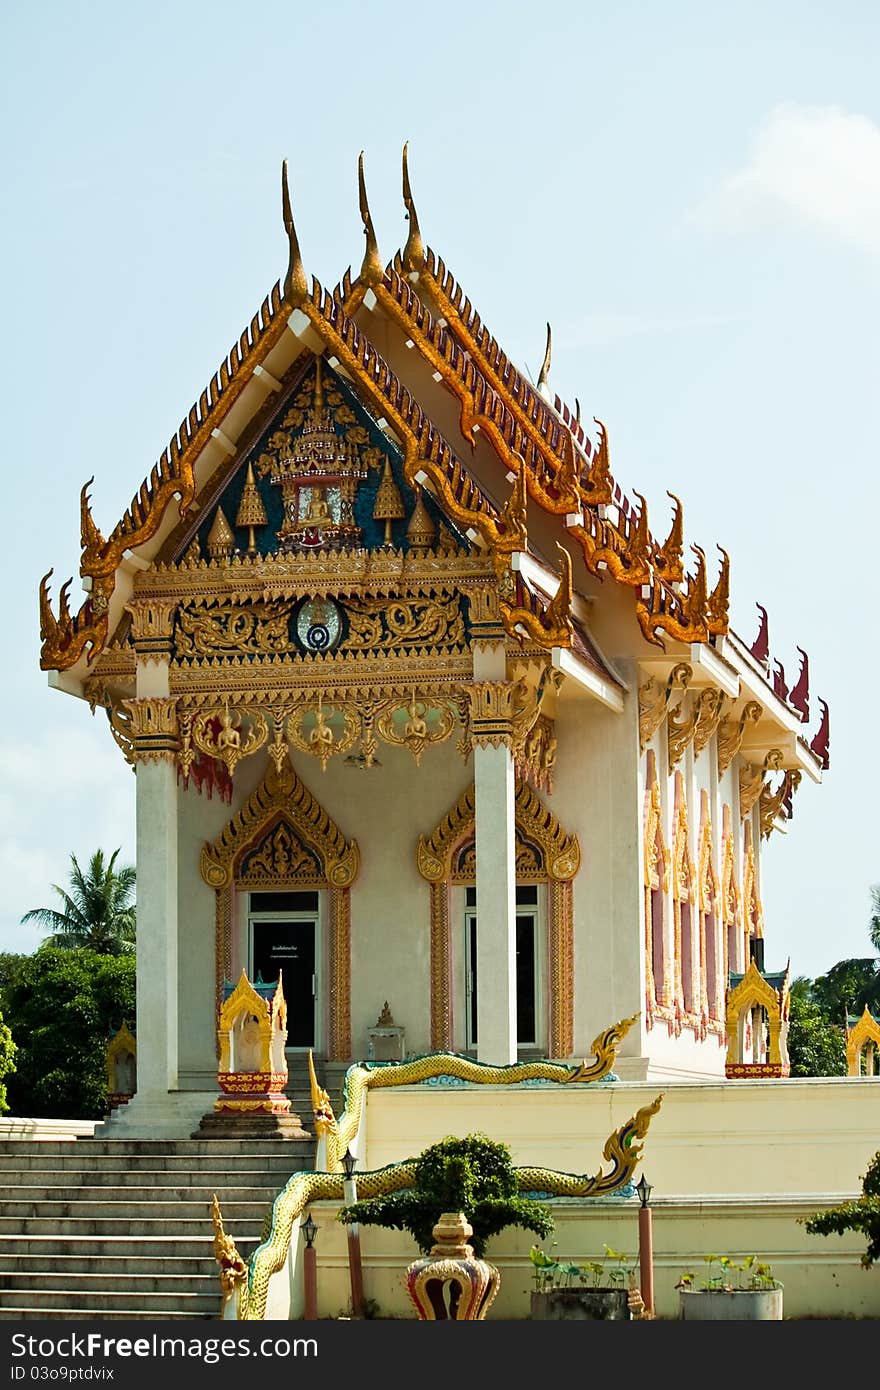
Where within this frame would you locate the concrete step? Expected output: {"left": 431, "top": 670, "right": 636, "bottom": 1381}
{"left": 0, "top": 1162, "right": 291, "bottom": 1184}
{"left": 0, "top": 1217, "right": 266, "bottom": 1237}
{"left": 0, "top": 1238, "right": 220, "bottom": 1259}
{"left": 0, "top": 1254, "right": 217, "bottom": 1275}
{"left": 0, "top": 1270, "right": 224, "bottom": 1293}
{"left": 0, "top": 1183, "right": 282, "bottom": 1202}
{"left": 0, "top": 1139, "right": 311, "bottom": 1157}
{"left": 0, "top": 1289, "right": 220, "bottom": 1314}
{"left": 0, "top": 1198, "right": 270, "bottom": 1219}
{"left": 0, "top": 1309, "right": 216, "bottom": 1321}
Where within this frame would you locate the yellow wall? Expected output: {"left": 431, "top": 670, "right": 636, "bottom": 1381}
{"left": 290, "top": 1075, "right": 880, "bottom": 1319}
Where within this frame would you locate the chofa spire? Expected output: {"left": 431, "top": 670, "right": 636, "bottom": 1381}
{"left": 281, "top": 159, "right": 308, "bottom": 305}
{"left": 357, "top": 151, "right": 384, "bottom": 288}
{"left": 402, "top": 141, "right": 425, "bottom": 274}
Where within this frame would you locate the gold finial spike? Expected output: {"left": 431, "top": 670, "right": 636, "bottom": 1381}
{"left": 574, "top": 397, "right": 581, "bottom": 426}
{"left": 402, "top": 141, "right": 425, "bottom": 273}
{"left": 357, "top": 151, "right": 384, "bottom": 288}
{"left": 537, "top": 323, "right": 552, "bottom": 394}
{"left": 307, "top": 1049, "right": 322, "bottom": 1114}
{"left": 206, "top": 504, "right": 235, "bottom": 560}
{"left": 281, "top": 159, "right": 308, "bottom": 305}
{"left": 234, "top": 462, "right": 268, "bottom": 554}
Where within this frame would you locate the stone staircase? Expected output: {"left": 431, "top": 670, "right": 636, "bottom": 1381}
{"left": 0, "top": 1137, "right": 313, "bottom": 1320}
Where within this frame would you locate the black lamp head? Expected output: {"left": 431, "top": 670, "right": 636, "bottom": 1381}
{"left": 341, "top": 1148, "right": 357, "bottom": 1177}
{"left": 302, "top": 1214, "right": 318, "bottom": 1247}
{"left": 635, "top": 1173, "right": 653, "bottom": 1208}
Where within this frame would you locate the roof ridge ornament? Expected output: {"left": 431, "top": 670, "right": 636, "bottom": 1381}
{"left": 401, "top": 141, "right": 425, "bottom": 274}
{"left": 536, "top": 322, "right": 552, "bottom": 397}
{"left": 357, "top": 151, "right": 384, "bottom": 288}
{"left": 281, "top": 159, "right": 308, "bottom": 306}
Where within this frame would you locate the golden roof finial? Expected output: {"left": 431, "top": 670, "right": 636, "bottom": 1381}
{"left": 402, "top": 141, "right": 425, "bottom": 274}
{"left": 537, "top": 322, "right": 552, "bottom": 393}
{"left": 206, "top": 504, "right": 235, "bottom": 560}
{"left": 357, "top": 151, "right": 384, "bottom": 288}
{"left": 281, "top": 160, "right": 308, "bottom": 306}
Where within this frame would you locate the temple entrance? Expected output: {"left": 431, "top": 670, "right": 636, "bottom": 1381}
{"left": 248, "top": 891, "right": 318, "bottom": 1049}
{"left": 464, "top": 886, "right": 541, "bottom": 1050}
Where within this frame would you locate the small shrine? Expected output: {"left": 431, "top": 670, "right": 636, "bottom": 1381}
{"left": 194, "top": 970, "right": 311, "bottom": 1139}
{"left": 725, "top": 953, "right": 791, "bottom": 1078}
{"left": 105, "top": 1022, "right": 137, "bottom": 1110}
{"left": 845, "top": 1006, "right": 880, "bottom": 1077}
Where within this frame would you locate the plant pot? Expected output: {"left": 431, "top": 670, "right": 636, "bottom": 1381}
{"left": 531, "top": 1288, "right": 631, "bottom": 1320}
{"left": 406, "top": 1212, "right": 500, "bottom": 1320}
{"left": 678, "top": 1288, "right": 783, "bottom": 1321}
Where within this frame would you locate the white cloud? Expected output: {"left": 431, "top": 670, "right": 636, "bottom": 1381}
{"left": 699, "top": 104, "right": 880, "bottom": 253}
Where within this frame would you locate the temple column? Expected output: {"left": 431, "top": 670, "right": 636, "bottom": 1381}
{"left": 468, "top": 679, "right": 517, "bottom": 1065}
{"left": 134, "top": 746, "right": 179, "bottom": 1094}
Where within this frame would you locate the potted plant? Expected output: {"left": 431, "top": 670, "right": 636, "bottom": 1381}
{"left": 677, "top": 1254, "right": 783, "bottom": 1320}
{"left": 339, "top": 1132, "right": 554, "bottom": 1319}
{"left": 529, "top": 1243, "right": 637, "bottom": 1320}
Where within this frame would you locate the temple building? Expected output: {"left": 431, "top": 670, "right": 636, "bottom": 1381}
{"left": 38, "top": 151, "right": 830, "bottom": 1134}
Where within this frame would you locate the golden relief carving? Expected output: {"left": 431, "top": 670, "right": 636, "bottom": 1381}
{"left": 466, "top": 681, "right": 515, "bottom": 748}
{"left": 417, "top": 780, "right": 579, "bottom": 885}
{"left": 717, "top": 700, "right": 763, "bottom": 777}
{"left": 122, "top": 696, "right": 179, "bottom": 763}
{"left": 638, "top": 663, "right": 691, "bottom": 752}
{"left": 666, "top": 693, "right": 698, "bottom": 773}
{"left": 720, "top": 817, "right": 739, "bottom": 929}
{"left": 671, "top": 777, "right": 695, "bottom": 905}
{"left": 193, "top": 702, "right": 269, "bottom": 777}
{"left": 429, "top": 881, "right": 453, "bottom": 1050}
{"left": 739, "top": 749, "right": 783, "bottom": 820}
{"left": 125, "top": 598, "right": 177, "bottom": 655}
{"left": 287, "top": 699, "right": 359, "bottom": 772}
{"left": 376, "top": 692, "right": 456, "bottom": 765}
{"left": 200, "top": 753, "right": 359, "bottom": 890}
{"left": 239, "top": 823, "right": 322, "bottom": 885}
{"left": 549, "top": 879, "right": 574, "bottom": 1058}
{"left": 742, "top": 821, "right": 763, "bottom": 940}
{"left": 759, "top": 768, "right": 802, "bottom": 839}
{"left": 450, "top": 830, "right": 545, "bottom": 884}
{"left": 176, "top": 600, "right": 293, "bottom": 657}
{"left": 328, "top": 887, "right": 351, "bottom": 1061}
{"left": 692, "top": 687, "right": 726, "bottom": 758}
{"left": 345, "top": 594, "right": 465, "bottom": 650}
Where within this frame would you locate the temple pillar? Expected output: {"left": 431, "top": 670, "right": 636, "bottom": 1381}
{"left": 469, "top": 678, "right": 517, "bottom": 1065}
{"left": 134, "top": 751, "right": 179, "bottom": 1094}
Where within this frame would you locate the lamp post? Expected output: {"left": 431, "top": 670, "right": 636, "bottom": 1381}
{"left": 635, "top": 1173, "right": 654, "bottom": 1317}
{"left": 302, "top": 1214, "right": 318, "bottom": 1321}
{"left": 341, "top": 1148, "right": 365, "bottom": 1317}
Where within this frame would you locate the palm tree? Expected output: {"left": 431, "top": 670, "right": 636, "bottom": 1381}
{"left": 21, "top": 850, "right": 136, "bottom": 955}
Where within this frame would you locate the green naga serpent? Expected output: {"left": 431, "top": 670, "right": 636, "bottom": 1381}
{"left": 212, "top": 1013, "right": 663, "bottom": 1321}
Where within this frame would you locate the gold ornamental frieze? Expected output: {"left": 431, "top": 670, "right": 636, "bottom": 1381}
{"left": 717, "top": 700, "right": 763, "bottom": 777}
{"left": 287, "top": 699, "right": 360, "bottom": 772}
{"left": 167, "top": 649, "right": 475, "bottom": 701}
{"left": 125, "top": 598, "right": 177, "bottom": 657}
{"left": 192, "top": 702, "right": 269, "bottom": 777}
{"left": 176, "top": 600, "right": 294, "bottom": 658}
{"left": 200, "top": 753, "right": 359, "bottom": 891}
{"left": 739, "top": 749, "right": 783, "bottom": 820}
{"left": 122, "top": 697, "right": 179, "bottom": 763}
{"left": 344, "top": 593, "right": 465, "bottom": 652}
{"left": 466, "top": 681, "right": 516, "bottom": 749}
{"left": 638, "top": 663, "right": 691, "bottom": 752}
{"left": 376, "top": 692, "right": 456, "bottom": 765}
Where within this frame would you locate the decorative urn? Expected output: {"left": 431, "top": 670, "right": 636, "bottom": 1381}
{"left": 405, "top": 1212, "right": 500, "bottom": 1320}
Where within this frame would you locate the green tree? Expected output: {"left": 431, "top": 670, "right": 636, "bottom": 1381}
{"left": 786, "top": 990, "right": 846, "bottom": 1077}
{"left": 0, "top": 1012, "right": 16, "bottom": 1115}
{"left": 20, "top": 849, "right": 136, "bottom": 956}
{"left": 339, "top": 1132, "right": 554, "bottom": 1258}
{"left": 803, "top": 1150, "right": 880, "bottom": 1268}
{"left": 2, "top": 947, "right": 135, "bottom": 1118}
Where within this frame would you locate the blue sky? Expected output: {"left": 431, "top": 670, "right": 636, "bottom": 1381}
{"left": 1, "top": 2, "right": 878, "bottom": 978}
